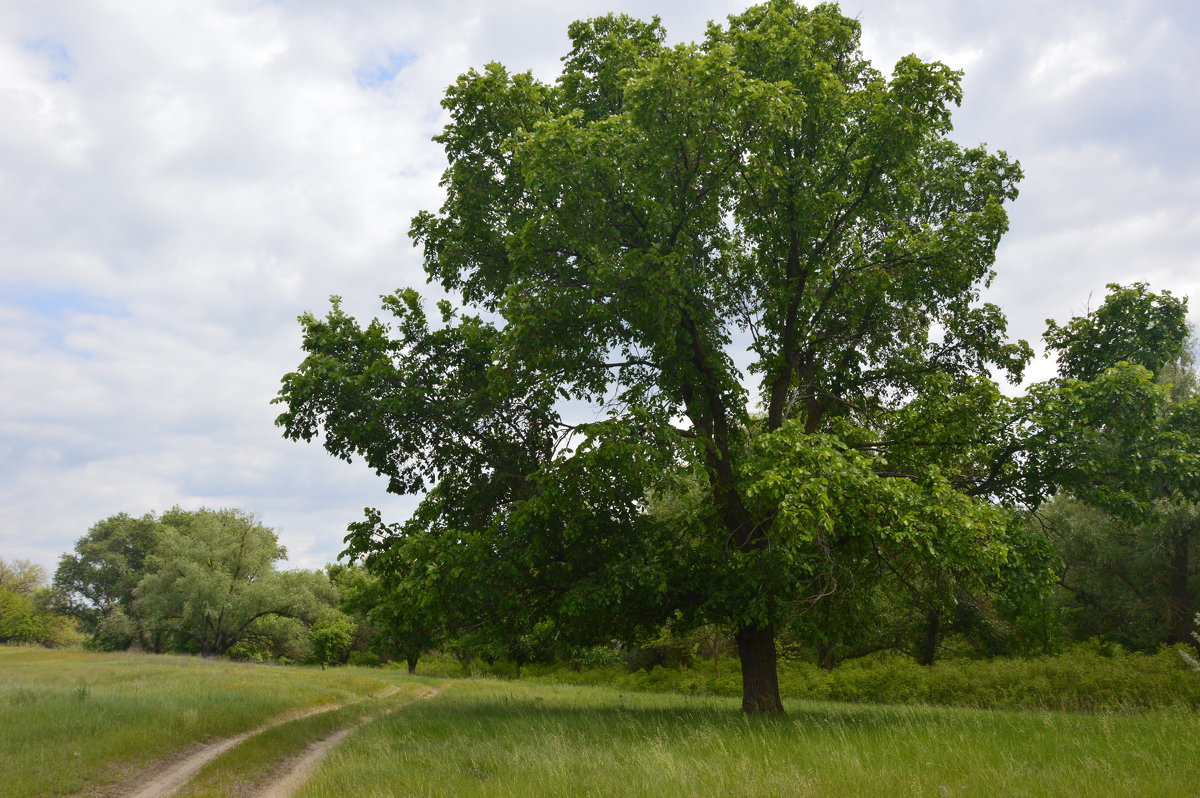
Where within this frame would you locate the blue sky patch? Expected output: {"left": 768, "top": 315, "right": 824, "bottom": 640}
{"left": 23, "top": 37, "right": 75, "bottom": 81}
{"left": 13, "top": 289, "right": 126, "bottom": 320}
{"left": 354, "top": 48, "right": 414, "bottom": 89}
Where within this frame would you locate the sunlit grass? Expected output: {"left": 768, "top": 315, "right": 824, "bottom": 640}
{"left": 0, "top": 647, "right": 401, "bottom": 797}
{"left": 299, "top": 680, "right": 1200, "bottom": 798}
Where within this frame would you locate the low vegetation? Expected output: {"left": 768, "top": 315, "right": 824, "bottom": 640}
{"left": 2, "top": 649, "right": 1195, "bottom": 797}
{"left": 297, "top": 680, "right": 1200, "bottom": 798}
{"left": 0, "top": 648, "right": 399, "bottom": 797}
{"left": 414, "top": 643, "right": 1200, "bottom": 712}
{"left": 172, "top": 681, "right": 433, "bottom": 798}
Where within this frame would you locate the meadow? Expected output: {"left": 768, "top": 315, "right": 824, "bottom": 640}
{"left": 300, "top": 680, "right": 1200, "bottom": 798}
{"left": 2, "top": 647, "right": 1198, "bottom": 797}
{"left": 0, "top": 647, "right": 404, "bottom": 797}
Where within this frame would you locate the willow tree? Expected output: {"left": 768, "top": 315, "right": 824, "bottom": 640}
{"left": 278, "top": 1, "right": 1033, "bottom": 713}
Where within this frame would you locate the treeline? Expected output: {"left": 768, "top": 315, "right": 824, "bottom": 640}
{"left": 26, "top": 493, "right": 1198, "bottom": 676}
{"left": 0, "top": 559, "right": 80, "bottom": 647}
{"left": 321, "top": 496, "right": 1200, "bottom": 677}
{"left": 46, "top": 507, "right": 370, "bottom": 666}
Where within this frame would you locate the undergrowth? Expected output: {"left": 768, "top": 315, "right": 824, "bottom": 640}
{"left": 412, "top": 644, "right": 1200, "bottom": 712}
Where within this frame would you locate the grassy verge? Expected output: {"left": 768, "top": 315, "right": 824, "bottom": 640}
{"left": 413, "top": 645, "right": 1200, "bottom": 711}
{"left": 298, "top": 679, "right": 1200, "bottom": 798}
{"left": 0, "top": 647, "right": 402, "bottom": 798}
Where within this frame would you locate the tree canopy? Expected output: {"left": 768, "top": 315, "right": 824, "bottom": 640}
{"left": 54, "top": 507, "right": 343, "bottom": 659}
{"left": 135, "top": 508, "right": 332, "bottom": 657}
{"left": 275, "top": 2, "right": 1188, "bottom": 711}
{"left": 54, "top": 511, "right": 163, "bottom": 649}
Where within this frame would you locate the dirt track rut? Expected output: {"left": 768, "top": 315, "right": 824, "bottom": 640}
{"left": 115, "top": 684, "right": 432, "bottom": 798}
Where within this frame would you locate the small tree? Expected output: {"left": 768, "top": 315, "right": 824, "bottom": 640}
{"left": 0, "top": 559, "right": 81, "bottom": 648}
{"left": 307, "top": 617, "right": 356, "bottom": 668}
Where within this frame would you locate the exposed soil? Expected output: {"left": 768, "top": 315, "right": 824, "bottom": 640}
{"left": 119, "top": 703, "right": 344, "bottom": 798}
{"left": 96, "top": 684, "right": 434, "bottom": 798}
{"left": 252, "top": 686, "right": 440, "bottom": 798}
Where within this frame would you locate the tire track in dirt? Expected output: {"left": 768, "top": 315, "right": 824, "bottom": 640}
{"left": 253, "top": 686, "right": 442, "bottom": 798}
{"left": 119, "top": 686, "right": 402, "bottom": 798}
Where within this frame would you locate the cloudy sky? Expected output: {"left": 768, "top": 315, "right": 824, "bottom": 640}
{"left": 2, "top": 0, "right": 1197, "bottom": 575}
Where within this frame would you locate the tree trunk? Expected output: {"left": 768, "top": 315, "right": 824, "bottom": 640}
{"left": 817, "top": 642, "right": 836, "bottom": 670}
{"left": 1166, "top": 532, "right": 1193, "bottom": 646}
{"left": 736, "top": 624, "right": 784, "bottom": 714}
{"left": 918, "top": 609, "right": 940, "bottom": 666}
{"left": 406, "top": 654, "right": 418, "bottom": 674}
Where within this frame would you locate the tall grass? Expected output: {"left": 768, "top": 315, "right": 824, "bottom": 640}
{"left": 0, "top": 647, "right": 400, "bottom": 797}
{"left": 416, "top": 644, "right": 1200, "bottom": 711}
{"left": 298, "top": 680, "right": 1200, "bottom": 798}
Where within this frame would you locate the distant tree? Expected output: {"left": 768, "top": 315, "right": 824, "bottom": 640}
{"left": 0, "top": 559, "right": 48, "bottom": 595}
{"left": 0, "top": 558, "right": 80, "bottom": 647}
{"left": 134, "top": 508, "right": 329, "bottom": 657}
{"left": 1033, "top": 286, "right": 1200, "bottom": 648}
{"left": 329, "top": 560, "right": 439, "bottom": 673}
{"left": 54, "top": 512, "right": 164, "bottom": 650}
{"left": 307, "top": 616, "right": 356, "bottom": 668}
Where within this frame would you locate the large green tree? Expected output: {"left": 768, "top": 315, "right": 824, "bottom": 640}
{"left": 278, "top": 2, "right": 1040, "bottom": 712}
{"left": 54, "top": 512, "right": 164, "bottom": 650}
{"left": 134, "top": 508, "right": 331, "bottom": 657}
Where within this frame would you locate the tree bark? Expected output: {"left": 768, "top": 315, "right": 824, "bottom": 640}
{"left": 918, "top": 609, "right": 940, "bottom": 666}
{"left": 816, "top": 642, "right": 836, "bottom": 670}
{"left": 406, "top": 654, "right": 418, "bottom": 674}
{"left": 1166, "top": 531, "right": 1193, "bottom": 646}
{"left": 736, "top": 624, "right": 784, "bottom": 714}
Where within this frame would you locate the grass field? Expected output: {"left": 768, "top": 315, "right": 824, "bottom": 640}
{"left": 298, "top": 680, "right": 1200, "bottom": 798}
{"left": 2, "top": 647, "right": 1198, "bottom": 797}
{"left": 0, "top": 647, "right": 402, "bottom": 797}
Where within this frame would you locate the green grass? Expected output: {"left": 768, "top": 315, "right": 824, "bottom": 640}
{"left": 0, "top": 647, "right": 403, "bottom": 797}
{"left": 4, "top": 646, "right": 1198, "bottom": 797}
{"left": 298, "top": 680, "right": 1200, "bottom": 798}
{"left": 413, "top": 645, "right": 1200, "bottom": 711}
{"left": 173, "top": 680, "right": 440, "bottom": 798}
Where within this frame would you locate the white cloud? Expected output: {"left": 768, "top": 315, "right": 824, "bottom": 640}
{"left": 1, "top": 0, "right": 1197, "bottom": 576}
{"left": 1028, "top": 28, "right": 1123, "bottom": 99}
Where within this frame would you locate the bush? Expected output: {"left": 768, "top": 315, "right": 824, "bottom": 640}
{"left": 347, "top": 651, "right": 381, "bottom": 667}
{"left": 508, "top": 645, "right": 1200, "bottom": 712}
{"left": 226, "top": 640, "right": 268, "bottom": 663}
{"left": 308, "top": 617, "right": 356, "bottom": 667}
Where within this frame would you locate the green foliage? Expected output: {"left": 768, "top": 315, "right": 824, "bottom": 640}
{"left": 53, "top": 512, "right": 163, "bottom": 648}
{"left": 307, "top": 617, "right": 356, "bottom": 667}
{"left": 278, "top": 0, "right": 1039, "bottom": 714}
{"left": 134, "top": 508, "right": 335, "bottom": 657}
{"left": 346, "top": 650, "right": 382, "bottom": 667}
{"left": 454, "top": 646, "right": 1200, "bottom": 713}
{"left": 0, "top": 559, "right": 81, "bottom": 648}
{"left": 1044, "top": 496, "right": 1199, "bottom": 650}
{"left": 1044, "top": 283, "right": 1189, "bottom": 381}
{"left": 1029, "top": 288, "right": 1200, "bottom": 649}
{"left": 1027, "top": 287, "right": 1200, "bottom": 517}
